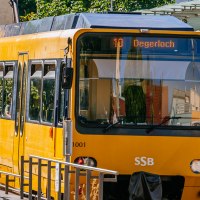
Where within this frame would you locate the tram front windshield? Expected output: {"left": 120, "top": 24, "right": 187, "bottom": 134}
{"left": 77, "top": 33, "right": 200, "bottom": 127}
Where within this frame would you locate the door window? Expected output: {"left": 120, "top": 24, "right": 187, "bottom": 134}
{"left": 42, "top": 64, "right": 55, "bottom": 123}
{"left": 29, "top": 64, "right": 42, "bottom": 121}
{"left": 3, "top": 65, "right": 14, "bottom": 118}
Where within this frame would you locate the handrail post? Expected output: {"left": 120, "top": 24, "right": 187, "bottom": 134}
{"left": 86, "top": 170, "right": 91, "bottom": 200}
{"left": 38, "top": 159, "right": 42, "bottom": 200}
{"left": 64, "top": 165, "right": 70, "bottom": 200}
{"left": 20, "top": 156, "right": 24, "bottom": 199}
{"left": 75, "top": 168, "right": 80, "bottom": 200}
{"left": 47, "top": 161, "right": 51, "bottom": 200}
{"left": 5, "top": 175, "right": 9, "bottom": 194}
{"left": 57, "top": 163, "right": 61, "bottom": 200}
{"left": 29, "top": 157, "right": 33, "bottom": 200}
{"left": 98, "top": 173, "right": 104, "bottom": 200}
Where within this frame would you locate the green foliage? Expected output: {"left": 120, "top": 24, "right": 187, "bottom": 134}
{"left": 113, "top": 0, "right": 175, "bottom": 12}
{"left": 20, "top": 12, "right": 37, "bottom": 21}
{"left": 89, "top": 0, "right": 110, "bottom": 12}
{"left": 124, "top": 85, "right": 146, "bottom": 123}
{"left": 19, "top": 0, "right": 175, "bottom": 21}
{"left": 18, "top": 0, "right": 36, "bottom": 16}
{"left": 36, "top": 0, "right": 70, "bottom": 18}
{"left": 70, "top": 1, "right": 87, "bottom": 13}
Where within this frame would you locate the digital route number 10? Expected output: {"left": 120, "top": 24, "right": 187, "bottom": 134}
{"left": 113, "top": 38, "right": 124, "bottom": 48}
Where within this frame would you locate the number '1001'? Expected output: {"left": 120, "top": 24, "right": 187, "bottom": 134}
{"left": 73, "top": 142, "right": 86, "bottom": 147}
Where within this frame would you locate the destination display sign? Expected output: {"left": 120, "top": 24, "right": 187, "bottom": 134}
{"left": 80, "top": 34, "right": 194, "bottom": 57}
{"left": 113, "top": 37, "right": 176, "bottom": 49}
{"left": 133, "top": 39, "right": 175, "bottom": 49}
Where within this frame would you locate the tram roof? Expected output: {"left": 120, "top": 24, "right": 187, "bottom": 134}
{"left": 0, "top": 12, "right": 193, "bottom": 38}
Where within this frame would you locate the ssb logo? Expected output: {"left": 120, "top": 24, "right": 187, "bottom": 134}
{"left": 135, "top": 157, "right": 154, "bottom": 166}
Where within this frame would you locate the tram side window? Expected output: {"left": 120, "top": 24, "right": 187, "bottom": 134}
{"left": 0, "top": 65, "right": 3, "bottom": 115}
{"left": 29, "top": 64, "right": 42, "bottom": 121}
{"left": 58, "top": 64, "right": 65, "bottom": 123}
{"left": 3, "top": 65, "right": 13, "bottom": 118}
{"left": 42, "top": 64, "right": 55, "bottom": 123}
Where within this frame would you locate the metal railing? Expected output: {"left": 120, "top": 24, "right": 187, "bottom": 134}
{"left": 0, "top": 170, "right": 28, "bottom": 197}
{"left": 26, "top": 155, "right": 118, "bottom": 200}
{"left": 0, "top": 155, "right": 118, "bottom": 200}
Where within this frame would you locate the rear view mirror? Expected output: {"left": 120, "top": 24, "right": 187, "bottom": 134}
{"left": 62, "top": 66, "right": 73, "bottom": 89}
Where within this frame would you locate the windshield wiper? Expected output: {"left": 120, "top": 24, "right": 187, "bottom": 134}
{"left": 103, "top": 119, "right": 123, "bottom": 133}
{"left": 146, "top": 116, "right": 182, "bottom": 134}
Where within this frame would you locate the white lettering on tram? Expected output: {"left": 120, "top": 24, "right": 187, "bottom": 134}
{"left": 135, "top": 157, "right": 154, "bottom": 166}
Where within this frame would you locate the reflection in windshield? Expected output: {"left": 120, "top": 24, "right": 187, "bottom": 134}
{"left": 77, "top": 34, "right": 200, "bottom": 127}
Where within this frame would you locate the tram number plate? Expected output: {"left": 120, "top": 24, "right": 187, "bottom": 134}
{"left": 73, "top": 142, "right": 86, "bottom": 148}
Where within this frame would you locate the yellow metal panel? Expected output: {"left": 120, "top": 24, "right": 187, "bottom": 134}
{"left": 24, "top": 123, "right": 55, "bottom": 159}
{"left": 0, "top": 119, "right": 15, "bottom": 168}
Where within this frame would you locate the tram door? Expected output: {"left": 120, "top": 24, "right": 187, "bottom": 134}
{"left": 13, "top": 52, "right": 28, "bottom": 174}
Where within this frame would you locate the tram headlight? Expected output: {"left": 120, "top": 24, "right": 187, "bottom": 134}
{"left": 74, "top": 157, "right": 97, "bottom": 167}
{"left": 190, "top": 159, "right": 200, "bottom": 173}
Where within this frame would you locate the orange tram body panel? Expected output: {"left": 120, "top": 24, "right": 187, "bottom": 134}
{"left": 0, "top": 13, "right": 200, "bottom": 199}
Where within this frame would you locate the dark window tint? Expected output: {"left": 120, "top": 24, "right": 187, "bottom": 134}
{"left": 3, "top": 65, "right": 13, "bottom": 118}
{"left": 29, "top": 64, "right": 42, "bottom": 121}
{"left": 42, "top": 64, "right": 55, "bottom": 123}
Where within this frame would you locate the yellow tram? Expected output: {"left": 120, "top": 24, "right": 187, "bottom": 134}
{"left": 1, "top": 13, "right": 200, "bottom": 199}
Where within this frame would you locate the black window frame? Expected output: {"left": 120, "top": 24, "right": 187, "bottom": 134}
{"left": 27, "top": 59, "right": 57, "bottom": 126}
{"left": 27, "top": 60, "right": 43, "bottom": 123}
{"left": 41, "top": 60, "right": 56, "bottom": 125}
